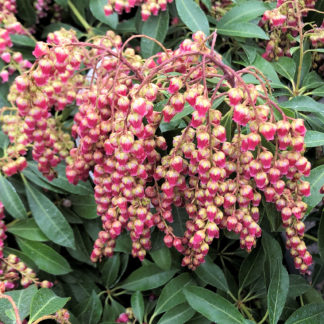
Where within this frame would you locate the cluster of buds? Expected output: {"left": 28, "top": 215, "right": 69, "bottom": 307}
{"left": 104, "top": 0, "right": 173, "bottom": 21}
{"left": 209, "top": 0, "right": 233, "bottom": 19}
{"left": 54, "top": 309, "right": 70, "bottom": 324}
{"left": 260, "top": 0, "right": 317, "bottom": 61}
{"left": 0, "top": 254, "right": 53, "bottom": 292}
{"left": 0, "top": 202, "right": 6, "bottom": 259}
{"left": 116, "top": 308, "right": 134, "bottom": 323}
{"left": 34, "top": 0, "right": 51, "bottom": 24}
{"left": 1, "top": 29, "right": 316, "bottom": 274}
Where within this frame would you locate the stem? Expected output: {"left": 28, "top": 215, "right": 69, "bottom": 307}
{"left": 67, "top": 0, "right": 92, "bottom": 34}
{"left": 295, "top": 0, "right": 304, "bottom": 95}
{"left": 258, "top": 310, "right": 269, "bottom": 324}
{"left": 0, "top": 294, "right": 22, "bottom": 324}
{"left": 240, "top": 303, "right": 256, "bottom": 322}
{"left": 304, "top": 233, "right": 318, "bottom": 242}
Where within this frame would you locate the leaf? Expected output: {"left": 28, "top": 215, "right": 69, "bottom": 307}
{"left": 120, "top": 264, "right": 177, "bottom": 291}
{"left": 175, "top": 0, "right": 209, "bottom": 36}
{"left": 89, "top": 0, "right": 118, "bottom": 28}
{"left": 250, "top": 54, "right": 281, "bottom": 84}
{"left": 24, "top": 183, "right": 75, "bottom": 248}
{"left": 54, "top": 0, "right": 67, "bottom": 9}
{"left": 285, "top": 304, "right": 324, "bottom": 324}
{"left": 319, "top": 215, "right": 324, "bottom": 264}
{"left": 157, "top": 303, "right": 195, "bottom": 324}
{"left": 172, "top": 206, "right": 188, "bottom": 236}
{"left": 150, "top": 246, "right": 171, "bottom": 270}
{"left": 195, "top": 256, "right": 229, "bottom": 292}
{"left": 16, "top": 238, "right": 71, "bottom": 275}
{"left": 288, "top": 275, "right": 311, "bottom": 299}
{"left": 4, "top": 247, "right": 38, "bottom": 270}
{"left": 7, "top": 219, "right": 48, "bottom": 242}
{"left": 267, "top": 262, "right": 289, "bottom": 324}
{"left": 154, "top": 273, "right": 195, "bottom": 315}
{"left": 16, "top": 0, "right": 36, "bottom": 25}
{"left": 140, "top": 10, "right": 169, "bottom": 58}
{"left": 239, "top": 245, "right": 264, "bottom": 289}
{"left": 29, "top": 289, "right": 69, "bottom": 323}
{"left": 10, "top": 35, "right": 35, "bottom": 47}
{"left": 78, "top": 291, "right": 103, "bottom": 324}
{"left": 101, "top": 254, "right": 120, "bottom": 288}
{"left": 280, "top": 96, "right": 324, "bottom": 113}
{"left": 0, "top": 175, "right": 27, "bottom": 219}
{"left": 131, "top": 291, "right": 144, "bottom": 324}
{"left": 0, "top": 285, "right": 37, "bottom": 324}
{"left": 70, "top": 194, "right": 98, "bottom": 219}
{"left": 171, "top": 104, "right": 194, "bottom": 122}
{"left": 263, "top": 198, "right": 282, "bottom": 231}
{"left": 303, "top": 164, "right": 324, "bottom": 212}
{"left": 184, "top": 286, "right": 245, "bottom": 323}
{"left": 274, "top": 57, "right": 296, "bottom": 81}
{"left": 217, "top": 22, "right": 268, "bottom": 39}
{"left": 304, "top": 130, "right": 324, "bottom": 147}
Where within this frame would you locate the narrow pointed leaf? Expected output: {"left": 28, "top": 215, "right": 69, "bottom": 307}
{"left": 305, "top": 130, "right": 324, "bottom": 147}
{"left": 7, "top": 219, "right": 48, "bottom": 241}
{"left": 89, "top": 0, "right": 118, "bottom": 28}
{"left": 157, "top": 303, "right": 195, "bottom": 324}
{"left": 285, "top": 304, "right": 324, "bottom": 324}
{"left": 131, "top": 291, "right": 144, "bottom": 324}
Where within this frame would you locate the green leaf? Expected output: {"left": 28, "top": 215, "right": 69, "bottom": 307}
{"left": 29, "top": 288, "right": 69, "bottom": 323}
{"left": 195, "top": 256, "right": 229, "bottom": 292}
{"left": 24, "top": 183, "right": 75, "bottom": 248}
{"left": 268, "top": 262, "right": 289, "bottom": 324}
{"left": 319, "top": 215, "right": 324, "bottom": 264}
{"left": 175, "top": 0, "right": 209, "bottom": 35}
{"left": 141, "top": 10, "right": 169, "bottom": 58}
{"left": 154, "top": 273, "right": 195, "bottom": 315}
{"left": 288, "top": 275, "right": 311, "bottom": 299}
{"left": 120, "top": 264, "right": 177, "bottom": 291}
{"left": 131, "top": 291, "right": 144, "bottom": 324}
{"left": 54, "top": 0, "right": 67, "bottom": 9}
{"left": 285, "top": 304, "right": 324, "bottom": 324}
{"left": 0, "top": 285, "right": 37, "bottom": 324}
{"left": 184, "top": 286, "right": 245, "bottom": 323}
{"left": 172, "top": 206, "right": 188, "bottom": 236}
{"left": 4, "top": 247, "right": 38, "bottom": 270}
{"left": 304, "top": 130, "right": 324, "bottom": 147}
{"left": 280, "top": 96, "right": 324, "bottom": 113}
{"left": 70, "top": 194, "right": 98, "bottom": 219}
{"left": 0, "top": 175, "right": 27, "bottom": 219}
{"left": 157, "top": 303, "right": 195, "bottom": 324}
{"left": 263, "top": 198, "right": 282, "bottom": 231}
{"left": 150, "top": 246, "right": 171, "bottom": 270}
{"left": 239, "top": 245, "right": 264, "bottom": 289}
{"left": 303, "top": 164, "right": 324, "bottom": 212}
{"left": 171, "top": 104, "right": 194, "bottom": 123}
{"left": 250, "top": 54, "right": 281, "bottom": 84}
{"left": 78, "top": 291, "right": 103, "bottom": 324}
{"left": 217, "top": 22, "right": 268, "bottom": 39}
{"left": 16, "top": 0, "right": 36, "bottom": 25}
{"left": 10, "top": 35, "right": 35, "bottom": 47}
{"left": 7, "top": 219, "right": 48, "bottom": 241}
{"left": 89, "top": 0, "right": 118, "bottom": 28}
{"left": 16, "top": 238, "right": 71, "bottom": 275}
{"left": 274, "top": 57, "right": 296, "bottom": 81}
{"left": 101, "top": 254, "right": 120, "bottom": 288}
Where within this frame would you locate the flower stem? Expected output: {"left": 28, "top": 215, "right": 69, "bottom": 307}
{"left": 304, "top": 233, "right": 318, "bottom": 242}
{"left": 67, "top": 0, "right": 92, "bottom": 34}
{"left": 0, "top": 294, "right": 22, "bottom": 324}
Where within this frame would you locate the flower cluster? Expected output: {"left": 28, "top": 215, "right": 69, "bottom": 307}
{"left": 0, "top": 202, "right": 6, "bottom": 259}
{"left": 1, "top": 29, "right": 315, "bottom": 274}
{"left": 104, "top": 0, "right": 173, "bottom": 21}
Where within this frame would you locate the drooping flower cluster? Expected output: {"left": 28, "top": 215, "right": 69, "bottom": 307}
{"left": 104, "top": 0, "right": 173, "bottom": 21}
{"left": 1, "top": 29, "right": 316, "bottom": 274}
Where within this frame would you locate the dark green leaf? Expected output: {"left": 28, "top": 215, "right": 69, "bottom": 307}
{"left": 267, "top": 262, "right": 289, "bottom": 324}
{"left": 150, "top": 246, "right": 171, "bottom": 270}
{"left": 24, "top": 183, "right": 75, "bottom": 248}
{"left": 154, "top": 273, "right": 195, "bottom": 315}
{"left": 263, "top": 198, "right": 282, "bottom": 232}
{"left": 250, "top": 54, "right": 281, "bottom": 84}
{"left": 195, "top": 256, "right": 229, "bottom": 292}
{"left": 274, "top": 57, "right": 296, "bottom": 81}
{"left": 285, "top": 304, "right": 324, "bottom": 324}
{"left": 141, "top": 10, "right": 169, "bottom": 58}
{"left": 78, "top": 291, "right": 103, "bottom": 324}
{"left": 102, "top": 254, "right": 120, "bottom": 288}
{"left": 171, "top": 104, "right": 194, "bottom": 122}
{"left": 175, "top": 0, "right": 209, "bottom": 35}
{"left": 10, "top": 35, "right": 35, "bottom": 47}
{"left": 89, "top": 0, "right": 118, "bottom": 28}
{"left": 70, "top": 194, "right": 98, "bottom": 219}
{"left": 288, "top": 275, "right": 311, "bottom": 299}
{"left": 172, "top": 206, "right": 188, "bottom": 236}
{"left": 16, "top": 238, "right": 71, "bottom": 275}
{"left": 7, "top": 219, "right": 48, "bottom": 241}
{"left": 131, "top": 291, "right": 144, "bottom": 324}
{"left": 157, "top": 303, "right": 195, "bottom": 324}
{"left": 280, "top": 96, "right": 324, "bottom": 113}
{"left": 304, "top": 130, "right": 324, "bottom": 147}
{"left": 184, "top": 286, "right": 245, "bottom": 323}
{"left": 217, "top": 22, "right": 268, "bottom": 39}
{"left": 0, "top": 175, "right": 27, "bottom": 219}
{"left": 16, "top": 0, "right": 36, "bottom": 25}
{"left": 29, "top": 288, "right": 69, "bottom": 323}
{"left": 120, "top": 264, "right": 177, "bottom": 291}
{"left": 54, "top": 0, "right": 67, "bottom": 9}
{"left": 319, "top": 215, "right": 324, "bottom": 264}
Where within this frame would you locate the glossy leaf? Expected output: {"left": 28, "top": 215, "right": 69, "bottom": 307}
{"left": 24, "top": 183, "right": 75, "bottom": 248}
{"left": 154, "top": 273, "right": 195, "bottom": 315}
{"left": 10, "top": 35, "right": 35, "bottom": 47}
{"left": 280, "top": 96, "right": 324, "bottom": 113}
{"left": 288, "top": 275, "right": 311, "bottom": 299}
{"left": 29, "top": 289, "right": 69, "bottom": 323}
{"left": 120, "top": 264, "right": 177, "bottom": 291}
{"left": 7, "top": 219, "right": 48, "bottom": 242}
{"left": 157, "top": 303, "right": 195, "bottom": 324}
{"left": 78, "top": 290, "right": 103, "bottom": 324}
{"left": 131, "top": 291, "right": 144, "bottom": 324}
{"left": 150, "top": 246, "right": 171, "bottom": 270}
{"left": 184, "top": 286, "right": 245, "bottom": 323}
{"left": 70, "top": 194, "right": 98, "bottom": 219}
{"left": 267, "top": 262, "right": 289, "bottom": 324}
{"left": 0, "top": 175, "right": 27, "bottom": 219}
{"left": 304, "top": 130, "right": 324, "bottom": 147}
{"left": 195, "top": 256, "right": 228, "bottom": 292}
{"left": 141, "top": 10, "right": 169, "bottom": 58}
{"left": 250, "top": 54, "right": 281, "bottom": 84}
{"left": 16, "top": 0, "right": 36, "bottom": 25}
{"left": 285, "top": 304, "right": 324, "bottom": 324}
{"left": 102, "top": 254, "right": 121, "bottom": 288}
{"left": 89, "top": 0, "right": 118, "bottom": 28}
{"left": 175, "top": 0, "right": 209, "bottom": 35}
{"left": 16, "top": 238, "right": 71, "bottom": 275}
{"left": 217, "top": 22, "right": 268, "bottom": 39}
{"left": 274, "top": 57, "right": 296, "bottom": 81}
